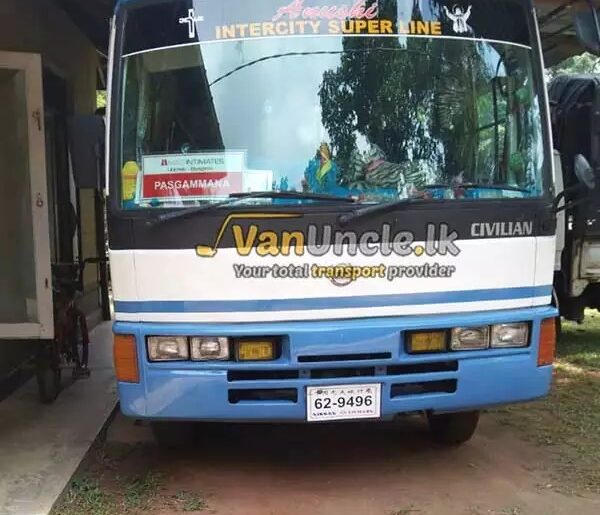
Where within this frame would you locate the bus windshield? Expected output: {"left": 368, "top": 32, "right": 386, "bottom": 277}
{"left": 117, "top": 0, "right": 547, "bottom": 209}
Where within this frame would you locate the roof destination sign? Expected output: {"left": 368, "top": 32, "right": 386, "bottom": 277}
{"left": 122, "top": 0, "right": 533, "bottom": 56}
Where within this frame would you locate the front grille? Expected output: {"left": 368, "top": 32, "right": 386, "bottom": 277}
{"left": 228, "top": 388, "right": 298, "bottom": 404}
{"left": 387, "top": 361, "right": 458, "bottom": 375}
{"left": 226, "top": 360, "right": 459, "bottom": 404}
{"left": 228, "top": 370, "right": 300, "bottom": 382}
{"left": 227, "top": 360, "right": 458, "bottom": 382}
{"left": 298, "top": 352, "right": 392, "bottom": 363}
{"left": 310, "top": 367, "right": 376, "bottom": 379}
{"left": 391, "top": 380, "right": 457, "bottom": 397}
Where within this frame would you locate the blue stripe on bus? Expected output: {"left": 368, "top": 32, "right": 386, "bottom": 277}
{"left": 114, "top": 285, "right": 553, "bottom": 314}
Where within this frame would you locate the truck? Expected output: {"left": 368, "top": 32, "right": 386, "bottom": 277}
{"left": 98, "top": 0, "right": 599, "bottom": 446}
{"left": 550, "top": 75, "right": 600, "bottom": 326}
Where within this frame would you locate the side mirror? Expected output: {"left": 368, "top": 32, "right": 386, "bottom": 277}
{"left": 574, "top": 154, "right": 596, "bottom": 190}
{"left": 554, "top": 154, "right": 596, "bottom": 213}
{"left": 68, "top": 115, "right": 105, "bottom": 190}
{"left": 574, "top": 10, "right": 600, "bottom": 55}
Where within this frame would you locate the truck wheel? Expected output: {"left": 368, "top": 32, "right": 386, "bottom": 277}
{"left": 551, "top": 288, "right": 562, "bottom": 339}
{"left": 427, "top": 411, "right": 480, "bottom": 445}
{"left": 151, "top": 422, "right": 195, "bottom": 448}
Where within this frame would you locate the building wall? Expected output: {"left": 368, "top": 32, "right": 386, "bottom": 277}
{"left": 0, "top": 0, "right": 104, "bottom": 381}
{"left": 0, "top": 0, "right": 98, "bottom": 113}
{"left": 0, "top": 0, "right": 101, "bottom": 306}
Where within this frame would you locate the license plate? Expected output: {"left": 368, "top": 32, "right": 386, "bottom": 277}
{"left": 306, "top": 383, "right": 381, "bottom": 422}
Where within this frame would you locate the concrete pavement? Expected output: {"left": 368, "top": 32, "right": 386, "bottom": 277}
{"left": 0, "top": 322, "right": 117, "bottom": 515}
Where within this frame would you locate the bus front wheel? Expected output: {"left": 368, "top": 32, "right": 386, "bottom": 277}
{"left": 427, "top": 411, "right": 480, "bottom": 445}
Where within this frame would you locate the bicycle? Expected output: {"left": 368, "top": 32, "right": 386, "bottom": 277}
{"left": 36, "top": 258, "right": 105, "bottom": 404}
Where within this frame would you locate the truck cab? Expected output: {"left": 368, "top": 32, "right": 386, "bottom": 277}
{"left": 550, "top": 75, "right": 600, "bottom": 324}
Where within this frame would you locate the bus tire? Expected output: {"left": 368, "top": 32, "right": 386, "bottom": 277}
{"left": 427, "top": 411, "right": 480, "bottom": 446}
{"left": 151, "top": 422, "right": 195, "bottom": 448}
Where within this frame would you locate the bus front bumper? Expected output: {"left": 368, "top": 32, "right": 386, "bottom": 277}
{"left": 114, "top": 306, "right": 555, "bottom": 422}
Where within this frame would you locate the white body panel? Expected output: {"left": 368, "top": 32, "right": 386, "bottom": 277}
{"left": 111, "top": 236, "right": 555, "bottom": 323}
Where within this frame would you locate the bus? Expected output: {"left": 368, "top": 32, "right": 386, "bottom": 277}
{"left": 104, "top": 0, "right": 590, "bottom": 446}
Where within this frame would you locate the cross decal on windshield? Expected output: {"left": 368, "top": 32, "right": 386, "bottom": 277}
{"left": 179, "top": 8, "right": 204, "bottom": 39}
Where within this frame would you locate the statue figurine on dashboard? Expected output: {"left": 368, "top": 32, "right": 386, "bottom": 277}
{"left": 303, "top": 142, "right": 426, "bottom": 201}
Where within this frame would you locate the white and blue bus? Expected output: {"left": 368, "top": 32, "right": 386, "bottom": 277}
{"left": 107, "top": 0, "right": 566, "bottom": 446}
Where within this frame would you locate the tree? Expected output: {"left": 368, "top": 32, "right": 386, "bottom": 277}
{"left": 547, "top": 52, "right": 600, "bottom": 81}
{"left": 318, "top": 0, "right": 488, "bottom": 188}
{"left": 96, "top": 90, "right": 107, "bottom": 109}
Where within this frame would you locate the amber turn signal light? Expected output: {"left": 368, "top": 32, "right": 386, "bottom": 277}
{"left": 114, "top": 334, "right": 140, "bottom": 383}
{"left": 236, "top": 340, "right": 276, "bottom": 361}
{"left": 407, "top": 331, "right": 448, "bottom": 353}
{"left": 538, "top": 318, "right": 557, "bottom": 367}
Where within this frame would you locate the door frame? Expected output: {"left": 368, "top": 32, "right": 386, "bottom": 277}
{"left": 0, "top": 51, "right": 53, "bottom": 340}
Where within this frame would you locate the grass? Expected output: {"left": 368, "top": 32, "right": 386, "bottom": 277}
{"left": 52, "top": 477, "right": 115, "bottom": 515}
{"left": 172, "top": 490, "right": 207, "bottom": 512}
{"left": 388, "top": 508, "right": 421, "bottom": 515}
{"left": 53, "top": 466, "right": 208, "bottom": 515}
{"left": 556, "top": 312, "right": 600, "bottom": 370}
{"left": 494, "top": 312, "right": 600, "bottom": 495}
{"left": 122, "top": 471, "right": 163, "bottom": 510}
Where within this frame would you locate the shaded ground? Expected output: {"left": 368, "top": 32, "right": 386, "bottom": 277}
{"left": 52, "top": 317, "right": 600, "bottom": 515}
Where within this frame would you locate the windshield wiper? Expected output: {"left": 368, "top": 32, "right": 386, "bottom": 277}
{"left": 338, "top": 198, "right": 432, "bottom": 227}
{"left": 149, "top": 191, "right": 357, "bottom": 226}
{"left": 337, "top": 183, "right": 532, "bottom": 227}
{"left": 229, "top": 191, "right": 357, "bottom": 202}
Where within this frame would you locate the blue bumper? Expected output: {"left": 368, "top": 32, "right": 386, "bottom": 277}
{"left": 114, "top": 306, "right": 556, "bottom": 422}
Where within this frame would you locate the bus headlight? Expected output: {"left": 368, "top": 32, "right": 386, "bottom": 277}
{"left": 191, "top": 337, "right": 230, "bottom": 361}
{"left": 147, "top": 336, "right": 189, "bottom": 361}
{"left": 451, "top": 326, "right": 490, "bottom": 350}
{"left": 491, "top": 323, "right": 529, "bottom": 348}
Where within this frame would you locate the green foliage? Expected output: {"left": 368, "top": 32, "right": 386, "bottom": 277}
{"left": 96, "top": 90, "right": 107, "bottom": 109}
{"left": 122, "top": 471, "right": 163, "bottom": 509}
{"left": 547, "top": 52, "right": 600, "bottom": 81}
{"left": 318, "top": 20, "right": 448, "bottom": 177}
{"left": 318, "top": 0, "right": 536, "bottom": 190}
{"left": 53, "top": 477, "right": 115, "bottom": 515}
{"left": 52, "top": 471, "right": 166, "bottom": 515}
{"left": 173, "top": 490, "right": 207, "bottom": 512}
{"left": 558, "top": 311, "right": 600, "bottom": 370}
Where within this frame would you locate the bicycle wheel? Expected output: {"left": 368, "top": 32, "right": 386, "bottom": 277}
{"left": 36, "top": 342, "right": 61, "bottom": 404}
{"left": 71, "top": 323, "right": 90, "bottom": 378}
